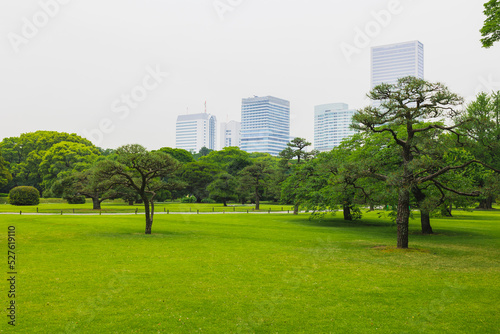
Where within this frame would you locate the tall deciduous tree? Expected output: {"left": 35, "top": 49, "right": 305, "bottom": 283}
{"left": 279, "top": 138, "right": 316, "bottom": 214}
{"left": 207, "top": 173, "right": 238, "bottom": 206}
{"left": 238, "top": 161, "right": 272, "bottom": 210}
{"left": 156, "top": 147, "right": 195, "bottom": 163}
{"left": 0, "top": 131, "right": 96, "bottom": 192}
{"left": 95, "top": 145, "right": 181, "bottom": 234}
{"left": 0, "top": 150, "right": 12, "bottom": 189}
{"left": 352, "top": 76, "right": 495, "bottom": 249}
{"left": 460, "top": 91, "right": 500, "bottom": 208}
{"left": 481, "top": 0, "right": 500, "bottom": 48}
{"left": 51, "top": 168, "right": 117, "bottom": 210}
{"left": 39, "top": 141, "right": 100, "bottom": 196}
{"left": 279, "top": 137, "right": 316, "bottom": 165}
{"left": 177, "top": 162, "right": 221, "bottom": 202}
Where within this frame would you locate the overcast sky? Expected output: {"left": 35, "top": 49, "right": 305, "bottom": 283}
{"left": 1, "top": 0, "right": 499, "bottom": 150}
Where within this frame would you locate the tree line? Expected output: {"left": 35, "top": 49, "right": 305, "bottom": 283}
{"left": 1, "top": 77, "right": 499, "bottom": 248}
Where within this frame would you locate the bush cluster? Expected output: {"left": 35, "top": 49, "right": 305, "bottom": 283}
{"left": 201, "top": 198, "right": 216, "bottom": 204}
{"left": 9, "top": 186, "right": 40, "bottom": 206}
{"left": 65, "top": 195, "right": 86, "bottom": 204}
{"left": 181, "top": 195, "right": 196, "bottom": 203}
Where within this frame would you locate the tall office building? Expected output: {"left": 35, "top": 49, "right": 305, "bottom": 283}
{"left": 371, "top": 40, "right": 424, "bottom": 88}
{"left": 241, "top": 96, "right": 290, "bottom": 156}
{"left": 176, "top": 113, "right": 217, "bottom": 153}
{"left": 314, "top": 103, "right": 356, "bottom": 151}
{"left": 219, "top": 120, "right": 241, "bottom": 149}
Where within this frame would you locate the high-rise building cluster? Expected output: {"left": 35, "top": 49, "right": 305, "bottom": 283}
{"left": 175, "top": 40, "right": 424, "bottom": 155}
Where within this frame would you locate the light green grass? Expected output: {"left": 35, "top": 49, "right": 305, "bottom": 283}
{"left": 0, "top": 210, "right": 499, "bottom": 333}
{"left": 0, "top": 201, "right": 293, "bottom": 214}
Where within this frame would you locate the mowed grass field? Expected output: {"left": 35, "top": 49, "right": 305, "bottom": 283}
{"left": 0, "top": 210, "right": 499, "bottom": 333}
{"left": 0, "top": 201, "right": 293, "bottom": 214}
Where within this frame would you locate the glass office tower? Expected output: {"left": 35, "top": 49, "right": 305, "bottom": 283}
{"left": 371, "top": 40, "right": 424, "bottom": 88}
{"left": 241, "top": 96, "right": 290, "bottom": 156}
{"left": 314, "top": 103, "right": 356, "bottom": 151}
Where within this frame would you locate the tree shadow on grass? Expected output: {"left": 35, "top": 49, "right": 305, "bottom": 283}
{"left": 296, "top": 217, "right": 391, "bottom": 229}
{"left": 89, "top": 230, "right": 192, "bottom": 239}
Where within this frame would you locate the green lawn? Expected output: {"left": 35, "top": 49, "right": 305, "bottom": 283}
{"left": 0, "top": 210, "right": 499, "bottom": 333}
{"left": 0, "top": 201, "right": 293, "bottom": 214}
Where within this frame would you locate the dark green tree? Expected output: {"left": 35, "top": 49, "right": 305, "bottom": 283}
{"left": 95, "top": 145, "right": 181, "bottom": 234}
{"left": 279, "top": 137, "right": 316, "bottom": 214}
{"left": 200, "top": 147, "right": 252, "bottom": 174}
{"left": 0, "top": 131, "right": 96, "bottom": 192}
{"left": 39, "top": 141, "right": 100, "bottom": 196}
{"left": 192, "top": 147, "right": 213, "bottom": 160}
{"left": 481, "top": 0, "right": 500, "bottom": 48}
{"left": 0, "top": 150, "right": 12, "bottom": 189}
{"left": 207, "top": 173, "right": 238, "bottom": 206}
{"left": 459, "top": 91, "right": 500, "bottom": 208}
{"left": 238, "top": 161, "right": 272, "bottom": 210}
{"left": 157, "top": 147, "right": 195, "bottom": 163}
{"left": 279, "top": 137, "right": 317, "bottom": 164}
{"left": 352, "top": 76, "right": 497, "bottom": 249}
{"left": 177, "top": 162, "right": 221, "bottom": 202}
{"left": 51, "top": 168, "right": 118, "bottom": 210}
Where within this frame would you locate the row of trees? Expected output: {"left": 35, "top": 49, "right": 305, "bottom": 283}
{"left": 1, "top": 78, "right": 499, "bottom": 247}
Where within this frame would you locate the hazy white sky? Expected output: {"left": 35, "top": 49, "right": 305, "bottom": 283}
{"left": 1, "top": 0, "right": 499, "bottom": 150}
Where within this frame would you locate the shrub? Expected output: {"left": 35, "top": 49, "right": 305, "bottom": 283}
{"left": 181, "top": 195, "right": 196, "bottom": 203}
{"left": 9, "top": 186, "right": 40, "bottom": 206}
{"left": 65, "top": 195, "right": 86, "bottom": 204}
{"left": 201, "top": 198, "right": 216, "bottom": 204}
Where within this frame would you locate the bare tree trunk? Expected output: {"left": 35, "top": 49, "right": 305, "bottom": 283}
{"left": 150, "top": 200, "right": 154, "bottom": 225}
{"left": 343, "top": 203, "right": 352, "bottom": 221}
{"left": 411, "top": 186, "right": 433, "bottom": 234}
{"left": 223, "top": 199, "right": 227, "bottom": 207}
{"left": 420, "top": 210, "right": 433, "bottom": 234}
{"left": 144, "top": 198, "right": 152, "bottom": 235}
{"left": 293, "top": 203, "right": 299, "bottom": 215}
{"left": 255, "top": 189, "right": 260, "bottom": 210}
{"left": 397, "top": 189, "right": 410, "bottom": 249}
{"left": 92, "top": 197, "right": 101, "bottom": 210}
{"left": 369, "top": 203, "right": 375, "bottom": 211}
{"left": 128, "top": 200, "right": 134, "bottom": 206}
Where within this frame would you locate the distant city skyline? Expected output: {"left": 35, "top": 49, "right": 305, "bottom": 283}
{"left": 1, "top": 1, "right": 497, "bottom": 150}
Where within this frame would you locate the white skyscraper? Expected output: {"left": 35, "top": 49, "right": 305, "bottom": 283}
{"left": 314, "top": 103, "right": 356, "bottom": 152}
{"left": 219, "top": 120, "right": 241, "bottom": 149}
{"left": 241, "top": 96, "right": 290, "bottom": 156}
{"left": 176, "top": 113, "right": 217, "bottom": 153}
{"left": 371, "top": 40, "right": 424, "bottom": 88}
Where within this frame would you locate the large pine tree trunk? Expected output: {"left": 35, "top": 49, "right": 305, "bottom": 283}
{"left": 396, "top": 189, "right": 410, "bottom": 249}
{"left": 92, "top": 197, "right": 101, "bottom": 210}
{"left": 420, "top": 210, "right": 433, "bottom": 234}
{"left": 343, "top": 203, "right": 352, "bottom": 221}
